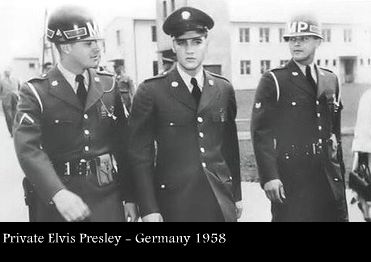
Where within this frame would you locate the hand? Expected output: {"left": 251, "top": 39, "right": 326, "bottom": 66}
{"left": 124, "top": 202, "right": 139, "bottom": 222}
{"left": 264, "top": 179, "right": 286, "bottom": 204}
{"left": 52, "top": 189, "right": 91, "bottom": 222}
{"left": 142, "top": 213, "right": 164, "bottom": 222}
{"left": 235, "top": 201, "right": 243, "bottom": 219}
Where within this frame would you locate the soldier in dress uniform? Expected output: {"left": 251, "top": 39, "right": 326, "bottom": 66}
{"left": 128, "top": 7, "right": 243, "bottom": 222}
{"left": 13, "top": 5, "right": 138, "bottom": 222}
{"left": 251, "top": 14, "right": 348, "bottom": 222}
{"left": 114, "top": 63, "right": 135, "bottom": 113}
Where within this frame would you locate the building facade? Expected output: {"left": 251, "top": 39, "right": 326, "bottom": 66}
{"left": 102, "top": 0, "right": 371, "bottom": 91}
{"left": 103, "top": 17, "right": 158, "bottom": 85}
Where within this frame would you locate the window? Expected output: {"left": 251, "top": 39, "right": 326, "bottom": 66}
{"left": 259, "top": 28, "right": 270, "bottom": 43}
{"left": 240, "top": 60, "right": 251, "bottom": 75}
{"left": 29, "top": 63, "right": 35, "bottom": 69}
{"left": 280, "top": 60, "right": 289, "bottom": 66}
{"left": 317, "top": 60, "right": 321, "bottom": 66}
{"left": 325, "top": 59, "right": 329, "bottom": 67}
{"left": 171, "top": 0, "right": 176, "bottom": 12}
{"left": 368, "top": 58, "right": 371, "bottom": 65}
{"left": 322, "top": 29, "right": 331, "bottom": 42}
{"left": 151, "top": 26, "right": 157, "bottom": 42}
{"left": 360, "top": 58, "right": 364, "bottom": 66}
{"left": 239, "top": 28, "right": 250, "bottom": 43}
{"left": 163, "top": 1, "right": 168, "bottom": 18}
{"left": 116, "top": 30, "right": 121, "bottom": 46}
{"left": 333, "top": 59, "right": 337, "bottom": 67}
{"left": 153, "top": 61, "right": 159, "bottom": 76}
{"left": 279, "top": 28, "right": 285, "bottom": 43}
{"left": 344, "top": 29, "right": 352, "bottom": 42}
{"left": 260, "top": 60, "right": 271, "bottom": 74}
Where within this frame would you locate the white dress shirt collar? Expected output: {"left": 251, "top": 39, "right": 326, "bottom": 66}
{"left": 57, "top": 63, "right": 89, "bottom": 93}
{"left": 294, "top": 60, "right": 318, "bottom": 84}
{"left": 177, "top": 63, "right": 204, "bottom": 93}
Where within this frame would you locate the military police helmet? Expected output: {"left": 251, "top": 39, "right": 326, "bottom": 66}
{"left": 283, "top": 14, "right": 323, "bottom": 41}
{"left": 47, "top": 5, "right": 103, "bottom": 44}
{"left": 163, "top": 7, "right": 214, "bottom": 37}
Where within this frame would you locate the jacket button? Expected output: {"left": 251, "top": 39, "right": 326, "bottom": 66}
{"left": 199, "top": 132, "right": 204, "bottom": 138}
{"left": 200, "top": 148, "right": 205, "bottom": 153}
{"left": 334, "top": 178, "right": 339, "bottom": 182}
{"left": 197, "top": 117, "right": 203, "bottom": 123}
{"left": 316, "top": 101, "right": 320, "bottom": 105}
{"left": 161, "top": 185, "right": 166, "bottom": 189}
{"left": 84, "top": 114, "right": 89, "bottom": 120}
{"left": 317, "top": 113, "right": 321, "bottom": 118}
{"left": 291, "top": 102, "right": 297, "bottom": 106}
{"left": 84, "top": 130, "right": 90, "bottom": 135}
{"left": 84, "top": 146, "right": 89, "bottom": 152}
{"left": 318, "top": 126, "right": 322, "bottom": 131}
{"left": 169, "top": 122, "right": 175, "bottom": 126}
{"left": 202, "top": 162, "right": 207, "bottom": 168}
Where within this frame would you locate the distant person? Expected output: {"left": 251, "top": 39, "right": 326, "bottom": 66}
{"left": 0, "top": 68, "right": 20, "bottom": 99}
{"left": 159, "top": 57, "right": 176, "bottom": 75}
{"left": 114, "top": 64, "right": 135, "bottom": 113}
{"left": 42, "top": 62, "right": 53, "bottom": 73}
{"left": 2, "top": 90, "right": 19, "bottom": 137}
{"left": 1, "top": 68, "right": 20, "bottom": 136}
{"left": 251, "top": 13, "right": 348, "bottom": 222}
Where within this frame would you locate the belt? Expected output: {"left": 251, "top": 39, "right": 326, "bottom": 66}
{"left": 54, "top": 154, "right": 116, "bottom": 177}
{"left": 280, "top": 140, "right": 328, "bottom": 160}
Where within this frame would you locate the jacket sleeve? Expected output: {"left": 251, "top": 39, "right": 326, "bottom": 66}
{"left": 13, "top": 82, "right": 65, "bottom": 205}
{"left": 250, "top": 72, "right": 280, "bottom": 187}
{"left": 128, "top": 82, "right": 159, "bottom": 217}
{"left": 222, "top": 85, "right": 242, "bottom": 202}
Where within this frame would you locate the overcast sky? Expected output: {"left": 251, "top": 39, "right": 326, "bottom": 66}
{"left": 1, "top": 0, "right": 371, "bottom": 72}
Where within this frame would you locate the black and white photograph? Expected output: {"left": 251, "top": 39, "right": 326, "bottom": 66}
{"left": 1, "top": 0, "right": 371, "bottom": 232}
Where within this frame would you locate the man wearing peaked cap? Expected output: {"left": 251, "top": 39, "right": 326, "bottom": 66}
{"left": 13, "top": 5, "right": 138, "bottom": 222}
{"left": 251, "top": 13, "right": 348, "bottom": 222}
{"left": 128, "top": 6, "right": 242, "bottom": 222}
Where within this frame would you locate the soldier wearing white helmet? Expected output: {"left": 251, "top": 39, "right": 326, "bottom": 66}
{"left": 251, "top": 13, "right": 348, "bottom": 222}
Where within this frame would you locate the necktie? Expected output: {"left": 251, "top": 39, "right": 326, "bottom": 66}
{"left": 305, "top": 65, "right": 317, "bottom": 93}
{"left": 75, "top": 74, "right": 88, "bottom": 106}
{"left": 191, "top": 77, "right": 201, "bottom": 106}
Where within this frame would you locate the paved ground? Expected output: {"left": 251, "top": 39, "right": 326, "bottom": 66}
{"left": 0, "top": 113, "right": 365, "bottom": 222}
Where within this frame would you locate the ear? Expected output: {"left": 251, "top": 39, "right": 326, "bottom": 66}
{"left": 60, "top": 44, "right": 72, "bottom": 55}
{"left": 315, "top": 38, "right": 322, "bottom": 48}
{"left": 171, "top": 40, "right": 176, "bottom": 53}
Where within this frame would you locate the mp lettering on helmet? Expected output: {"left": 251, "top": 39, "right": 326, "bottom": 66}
{"left": 87, "top": 21, "right": 100, "bottom": 38}
{"left": 289, "top": 21, "right": 309, "bottom": 33}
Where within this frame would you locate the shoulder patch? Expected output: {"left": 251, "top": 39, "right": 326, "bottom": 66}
{"left": 144, "top": 73, "right": 167, "bottom": 83}
{"left": 207, "top": 72, "right": 230, "bottom": 83}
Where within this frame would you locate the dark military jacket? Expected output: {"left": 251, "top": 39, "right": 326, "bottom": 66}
{"left": 251, "top": 59, "right": 347, "bottom": 221}
{"left": 13, "top": 66, "right": 131, "bottom": 222}
{"left": 128, "top": 67, "right": 241, "bottom": 222}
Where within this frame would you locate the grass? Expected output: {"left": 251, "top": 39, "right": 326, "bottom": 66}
{"left": 237, "top": 83, "right": 371, "bottom": 183}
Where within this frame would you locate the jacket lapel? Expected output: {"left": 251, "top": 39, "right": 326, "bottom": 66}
{"left": 47, "top": 67, "right": 83, "bottom": 111}
{"left": 168, "top": 68, "right": 197, "bottom": 112}
{"left": 85, "top": 69, "right": 104, "bottom": 112}
{"left": 198, "top": 71, "right": 221, "bottom": 114}
{"left": 288, "top": 60, "right": 316, "bottom": 98}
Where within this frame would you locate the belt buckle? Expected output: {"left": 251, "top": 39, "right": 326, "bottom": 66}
{"left": 78, "top": 159, "right": 90, "bottom": 176}
{"left": 64, "top": 162, "right": 71, "bottom": 176}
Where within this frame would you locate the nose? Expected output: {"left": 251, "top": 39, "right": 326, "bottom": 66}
{"left": 185, "top": 42, "right": 194, "bottom": 54}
